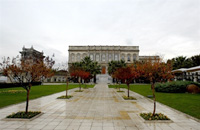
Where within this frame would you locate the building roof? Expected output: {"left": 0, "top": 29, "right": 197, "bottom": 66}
{"left": 172, "top": 66, "right": 200, "bottom": 73}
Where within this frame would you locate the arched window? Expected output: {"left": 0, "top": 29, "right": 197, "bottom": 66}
{"left": 90, "top": 54, "right": 94, "bottom": 61}
{"left": 133, "top": 54, "right": 137, "bottom": 61}
{"left": 71, "top": 54, "right": 75, "bottom": 62}
{"left": 108, "top": 54, "right": 112, "bottom": 61}
{"left": 121, "top": 54, "right": 125, "bottom": 61}
{"left": 127, "top": 54, "right": 131, "bottom": 62}
{"left": 96, "top": 54, "right": 100, "bottom": 61}
{"left": 114, "top": 54, "right": 119, "bottom": 61}
{"left": 77, "top": 53, "right": 81, "bottom": 61}
{"left": 82, "top": 53, "right": 87, "bottom": 59}
{"left": 102, "top": 54, "right": 106, "bottom": 61}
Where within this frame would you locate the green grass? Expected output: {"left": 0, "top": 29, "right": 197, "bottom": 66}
{"left": 109, "top": 84, "right": 200, "bottom": 119}
{"left": 0, "top": 84, "right": 95, "bottom": 108}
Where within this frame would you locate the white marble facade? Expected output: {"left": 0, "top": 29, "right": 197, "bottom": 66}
{"left": 68, "top": 46, "right": 140, "bottom": 74}
{"left": 68, "top": 46, "right": 139, "bottom": 64}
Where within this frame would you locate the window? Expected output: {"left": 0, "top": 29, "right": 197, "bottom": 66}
{"left": 127, "top": 54, "right": 131, "bottom": 61}
{"left": 102, "top": 54, "right": 106, "bottom": 61}
{"left": 71, "top": 54, "right": 75, "bottom": 62}
{"left": 121, "top": 54, "right": 125, "bottom": 61}
{"left": 96, "top": 54, "right": 100, "bottom": 61}
{"left": 83, "top": 53, "right": 87, "bottom": 58}
{"left": 90, "top": 54, "right": 94, "bottom": 61}
{"left": 133, "top": 54, "right": 137, "bottom": 61}
{"left": 77, "top": 54, "right": 81, "bottom": 61}
{"left": 114, "top": 54, "right": 118, "bottom": 61}
{"left": 108, "top": 54, "right": 112, "bottom": 61}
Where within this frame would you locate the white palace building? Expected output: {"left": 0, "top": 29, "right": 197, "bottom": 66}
{"left": 68, "top": 46, "right": 159, "bottom": 75}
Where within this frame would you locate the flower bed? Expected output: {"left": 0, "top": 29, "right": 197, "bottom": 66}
{"left": 6, "top": 111, "right": 41, "bottom": 119}
{"left": 117, "top": 90, "right": 124, "bottom": 92}
{"left": 57, "top": 95, "right": 73, "bottom": 99}
{"left": 75, "top": 90, "right": 83, "bottom": 92}
{"left": 140, "top": 113, "right": 170, "bottom": 120}
{"left": 122, "top": 96, "right": 136, "bottom": 100}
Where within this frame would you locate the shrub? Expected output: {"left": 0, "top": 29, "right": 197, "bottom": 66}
{"left": 140, "top": 113, "right": 170, "bottom": 120}
{"left": 122, "top": 96, "right": 136, "bottom": 100}
{"left": 57, "top": 95, "right": 73, "bottom": 99}
{"left": 155, "top": 81, "right": 200, "bottom": 93}
{"left": 7, "top": 111, "right": 41, "bottom": 119}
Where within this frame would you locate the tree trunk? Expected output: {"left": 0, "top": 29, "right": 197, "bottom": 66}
{"left": 127, "top": 84, "right": 130, "bottom": 97}
{"left": 93, "top": 74, "right": 96, "bottom": 83}
{"left": 151, "top": 83, "right": 156, "bottom": 116}
{"left": 119, "top": 84, "right": 120, "bottom": 91}
{"left": 25, "top": 89, "right": 30, "bottom": 114}
{"left": 79, "top": 77, "right": 81, "bottom": 91}
{"left": 66, "top": 78, "right": 68, "bottom": 97}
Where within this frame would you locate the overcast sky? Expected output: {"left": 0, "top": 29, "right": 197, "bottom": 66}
{"left": 0, "top": 0, "right": 200, "bottom": 67}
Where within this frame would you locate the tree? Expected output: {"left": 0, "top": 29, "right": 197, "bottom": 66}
{"left": 108, "top": 60, "right": 126, "bottom": 82}
{"left": 191, "top": 54, "right": 200, "bottom": 67}
{"left": 70, "top": 69, "right": 82, "bottom": 91}
{"left": 79, "top": 70, "right": 90, "bottom": 88}
{"left": 1, "top": 56, "right": 54, "bottom": 114}
{"left": 70, "top": 57, "right": 101, "bottom": 83}
{"left": 81, "top": 57, "right": 101, "bottom": 83}
{"left": 143, "top": 60, "right": 173, "bottom": 116}
{"left": 114, "top": 65, "right": 139, "bottom": 97}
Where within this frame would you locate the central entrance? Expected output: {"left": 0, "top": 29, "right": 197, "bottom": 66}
{"left": 101, "top": 66, "right": 106, "bottom": 74}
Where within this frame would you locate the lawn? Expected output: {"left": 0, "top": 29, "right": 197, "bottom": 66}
{"left": 0, "top": 83, "right": 95, "bottom": 108}
{"left": 109, "top": 84, "right": 200, "bottom": 119}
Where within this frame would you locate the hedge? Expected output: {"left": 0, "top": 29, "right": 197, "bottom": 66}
{"left": 0, "top": 82, "right": 42, "bottom": 89}
{"left": 155, "top": 81, "right": 200, "bottom": 93}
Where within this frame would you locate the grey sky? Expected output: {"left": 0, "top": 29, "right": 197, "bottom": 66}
{"left": 0, "top": 0, "right": 200, "bottom": 67}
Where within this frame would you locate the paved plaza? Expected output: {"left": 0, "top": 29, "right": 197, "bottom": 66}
{"left": 0, "top": 83, "right": 199, "bottom": 130}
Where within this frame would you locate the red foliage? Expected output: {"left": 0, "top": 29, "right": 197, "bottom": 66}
{"left": 114, "top": 65, "right": 140, "bottom": 84}
{"left": 142, "top": 60, "right": 173, "bottom": 115}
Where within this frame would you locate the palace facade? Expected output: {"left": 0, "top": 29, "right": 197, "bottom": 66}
{"left": 68, "top": 46, "right": 159, "bottom": 74}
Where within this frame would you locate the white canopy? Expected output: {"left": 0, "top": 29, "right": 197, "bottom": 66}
{"left": 172, "top": 68, "right": 188, "bottom": 73}
{"left": 172, "top": 66, "right": 200, "bottom": 73}
{"left": 186, "top": 65, "right": 200, "bottom": 72}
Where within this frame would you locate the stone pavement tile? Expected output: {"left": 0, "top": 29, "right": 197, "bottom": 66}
{"left": 157, "top": 123, "right": 176, "bottom": 130}
{"left": 46, "top": 121, "right": 61, "bottom": 126}
{"left": 92, "top": 122, "right": 103, "bottom": 127}
{"left": 135, "top": 124, "right": 150, "bottom": 130}
{"left": 54, "top": 125, "right": 68, "bottom": 130}
{"left": 126, "top": 126, "right": 139, "bottom": 130}
{"left": 81, "top": 122, "right": 92, "bottom": 126}
{"left": 114, "top": 127, "right": 127, "bottom": 130}
{"left": 66, "top": 125, "right": 80, "bottom": 130}
{"left": 91, "top": 126, "right": 103, "bottom": 130}
{"left": 168, "top": 123, "right": 186, "bottom": 130}
{"left": 145, "top": 124, "right": 163, "bottom": 130}
{"left": 18, "top": 124, "right": 34, "bottom": 129}
{"left": 2, "top": 128, "right": 15, "bottom": 130}
{"left": 70, "top": 122, "right": 81, "bottom": 126}
{"left": 103, "top": 126, "right": 115, "bottom": 130}
{"left": 176, "top": 123, "right": 199, "bottom": 130}
{"left": 79, "top": 126, "right": 91, "bottom": 130}
{"left": 30, "top": 124, "right": 46, "bottom": 129}
{"left": 6, "top": 124, "right": 23, "bottom": 129}
{"left": 103, "top": 122, "right": 114, "bottom": 127}
{"left": 42, "top": 125, "right": 57, "bottom": 130}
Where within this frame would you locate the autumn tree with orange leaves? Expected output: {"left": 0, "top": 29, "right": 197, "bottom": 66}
{"left": 143, "top": 60, "right": 173, "bottom": 116}
{"left": 79, "top": 71, "right": 90, "bottom": 88}
{"left": 1, "top": 56, "right": 54, "bottom": 113}
{"left": 114, "top": 65, "right": 140, "bottom": 98}
{"left": 70, "top": 69, "right": 90, "bottom": 91}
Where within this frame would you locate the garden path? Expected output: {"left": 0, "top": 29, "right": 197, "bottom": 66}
{"left": 0, "top": 83, "right": 199, "bottom": 130}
